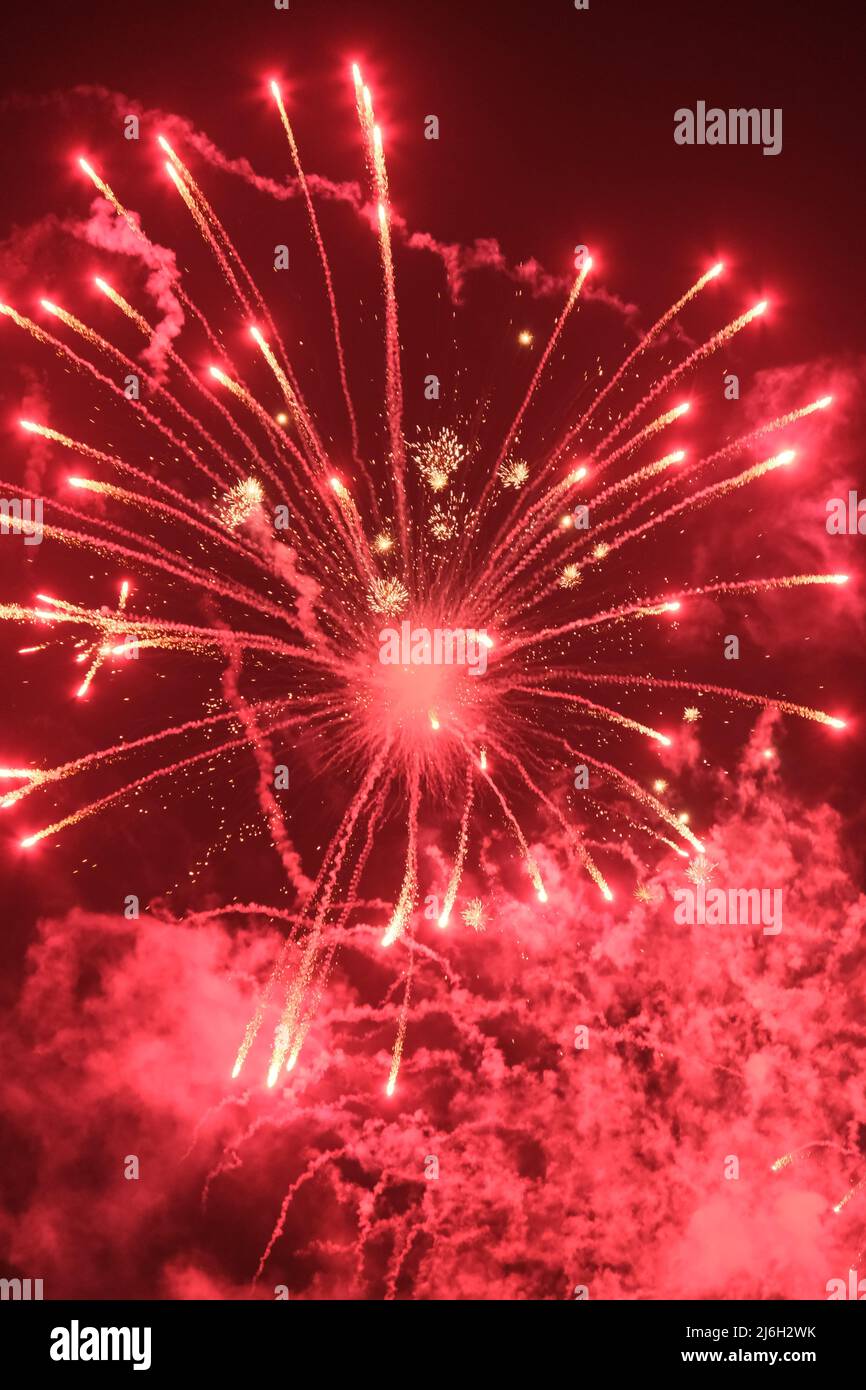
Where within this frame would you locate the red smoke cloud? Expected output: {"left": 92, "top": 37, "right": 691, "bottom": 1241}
{"left": 2, "top": 719, "right": 863, "bottom": 1300}
{"left": 79, "top": 197, "right": 184, "bottom": 385}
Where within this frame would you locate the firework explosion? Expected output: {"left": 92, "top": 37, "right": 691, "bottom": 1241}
{"left": 0, "top": 63, "right": 851, "bottom": 1129}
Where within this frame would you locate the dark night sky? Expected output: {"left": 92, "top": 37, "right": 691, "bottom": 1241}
{"left": 2, "top": 0, "right": 865, "bottom": 352}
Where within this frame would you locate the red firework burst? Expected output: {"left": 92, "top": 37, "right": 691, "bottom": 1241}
{"left": 0, "top": 63, "right": 850, "bottom": 1106}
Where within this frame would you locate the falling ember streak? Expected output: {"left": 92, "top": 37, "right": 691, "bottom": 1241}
{"left": 270, "top": 80, "right": 364, "bottom": 475}
{"left": 488, "top": 399, "right": 837, "bottom": 616}
{"left": 8, "top": 310, "right": 231, "bottom": 492}
{"left": 438, "top": 761, "right": 475, "bottom": 927}
{"left": 770, "top": 1143, "right": 866, "bottom": 1222}
{"left": 586, "top": 301, "right": 767, "bottom": 461}
{"left": 61, "top": 469, "right": 284, "bottom": 594}
{"left": 554, "top": 733, "right": 704, "bottom": 857}
{"left": 386, "top": 959, "right": 413, "bottom": 1097}
{"left": 5, "top": 515, "right": 302, "bottom": 634}
{"left": 3, "top": 695, "right": 289, "bottom": 812}
{"left": 19, "top": 729, "right": 261, "bottom": 848}
{"left": 475, "top": 760, "right": 548, "bottom": 903}
{"left": 594, "top": 402, "right": 690, "bottom": 470}
{"left": 553, "top": 668, "right": 847, "bottom": 729}
{"left": 484, "top": 733, "right": 613, "bottom": 900}
{"left": 77, "top": 156, "right": 142, "bottom": 237}
{"left": 832, "top": 1174, "right": 866, "bottom": 1215}
{"left": 38, "top": 297, "right": 248, "bottom": 487}
{"left": 206, "top": 365, "right": 312, "bottom": 491}
{"left": 285, "top": 782, "right": 392, "bottom": 1074}
{"left": 245, "top": 742, "right": 394, "bottom": 1087}
{"left": 502, "top": 573, "right": 848, "bottom": 660}
{"left": 381, "top": 769, "right": 421, "bottom": 947}
{"left": 512, "top": 684, "right": 672, "bottom": 745}
{"left": 163, "top": 158, "right": 253, "bottom": 328}
{"left": 248, "top": 324, "right": 327, "bottom": 468}
{"left": 560, "top": 263, "right": 723, "bottom": 448}
{"left": 353, "top": 71, "right": 409, "bottom": 562}
{"left": 556, "top": 448, "right": 799, "bottom": 576}
{"left": 93, "top": 274, "right": 274, "bottom": 481}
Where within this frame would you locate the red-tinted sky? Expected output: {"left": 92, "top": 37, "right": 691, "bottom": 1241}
{"left": 0, "top": 0, "right": 863, "bottom": 1302}
{"left": 3, "top": 0, "right": 866, "bottom": 353}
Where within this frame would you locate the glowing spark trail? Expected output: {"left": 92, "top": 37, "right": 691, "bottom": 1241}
{"left": 438, "top": 762, "right": 475, "bottom": 928}
{"left": 354, "top": 71, "right": 408, "bottom": 560}
{"left": 270, "top": 80, "right": 363, "bottom": 473}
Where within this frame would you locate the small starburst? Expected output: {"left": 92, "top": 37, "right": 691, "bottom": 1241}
{"left": 217, "top": 476, "right": 263, "bottom": 529}
{"left": 461, "top": 898, "right": 487, "bottom": 932}
{"left": 410, "top": 426, "right": 467, "bottom": 492}
{"left": 634, "top": 882, "right": 663, "bottom": 905}
{"left": 428, "top": 503, "right": 457, "bottom": 540}
{"left": 685, "top": 855, "right": 718, "bottom": 886}
{"left": 372, "top": 531, "right": 393, "bottom": 554}
{"left": 368, "top": 576, "right": 409, "bottom": 617}
{"left": 498, "top": 456, "right": 529, "bottom": 489}
{"left": 683, "top": 706, "right": 701, "bottom": 723}
{"left": 591, "top": 541, "right": 610, "bottom": 561}
{"left": 559, "top": 563, "right": 583, "bottom": 590}
{"left": 653, "top": 778, "right": 668, "bottom": 794}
